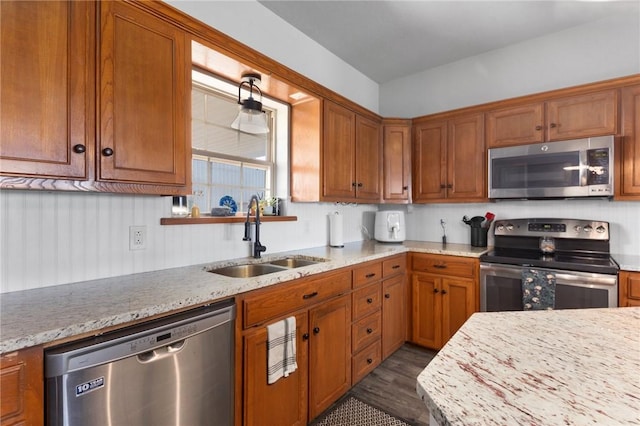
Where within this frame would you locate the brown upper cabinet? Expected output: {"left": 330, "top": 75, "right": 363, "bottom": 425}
{"left": 617, "top": 84, "right": 640, "bottom": 200}
{"left": 486, "top": 89, "right": 619, "bottom": 148}
{"left": 412, "top": 113, "right": 486, "bottom": 202}
{"left": 1, "top": 1, "right": 93, "bottom": 181}
{"left": 322, "top": 100, "right": 382, "bottom": 202}
{"left": 382, "top": 120, "right": 411, "bottom": 203}
{"left": 0, "top": 1, "right": 191, "bottom": 195}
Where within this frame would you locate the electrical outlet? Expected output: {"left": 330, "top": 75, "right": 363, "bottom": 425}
{"left": 129, "top": 226, "right": 146, "bottom": 250}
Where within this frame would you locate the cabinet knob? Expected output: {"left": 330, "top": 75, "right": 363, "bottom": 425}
{"left": 357, "top": 182, "right": 363, "bottom": 187}
{"left": 367, "top": 358, "right": 373, "bottom": 364}
{"left": 367, "top": 298, "right": 373, "bottom": 304}
{"left": 549, "top": 123, "right": 557, "bottom": 128}
{"left": 384, "top": 293, "right": 391, "bottom": 299}
{"left": 535, "top": 125, "right": 542, "bottom": 131}
{"left": 352, "top": 182, "right": 357, "bottom": 187}
{"left": 433, "top": 288, "right": 439, "bottom": 293}
{"left": 72, "top": 144, "right": 86, "bottom": 154}
{"left": 102, "top": 147, "right": 114, "bottom": 156}
{"left": 440, "top": 184, "right": 446, "bottom": 189}
{"left": 302, "top": 333, "right": 309, "bottom": 341}
{"left": 446, "top": 184, "right": 453, "bottom": 189}
{"left": 313, "top": 327, "right": 320, "bottom": 335}
{"left": 441, "top": 289, "right": 448, "bottom": 295}
{"left": 403, "top": 186, "right": 408, "bottom": 190}
{"left": 366, "top": 328, "right": 373, "bottom": 334}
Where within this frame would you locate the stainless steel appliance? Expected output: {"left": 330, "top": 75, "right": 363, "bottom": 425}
{"left": 45, "top": 299, "right": 235, "bottom": 426}
{"left": 488, "top": 135, "right": 614, "bottom": 199}
{"left": 480, "top": 219, "right": 618, "bottom": 312}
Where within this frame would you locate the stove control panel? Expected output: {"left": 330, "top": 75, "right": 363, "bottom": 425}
{"left": 494, "top": 219, "right": 609, "bottom": 240}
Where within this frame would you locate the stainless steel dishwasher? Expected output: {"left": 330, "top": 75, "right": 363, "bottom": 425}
{"left": 45, "top": 299, "right": 235, "bottom": 426}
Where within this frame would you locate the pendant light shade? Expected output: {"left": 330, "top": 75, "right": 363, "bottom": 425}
{"left": 231, "top": 72, "right": 269, "bottom": 134}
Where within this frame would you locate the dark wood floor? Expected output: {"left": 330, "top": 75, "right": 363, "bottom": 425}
{"left": 348, "top": 344, "right": 438, "bottom": 426}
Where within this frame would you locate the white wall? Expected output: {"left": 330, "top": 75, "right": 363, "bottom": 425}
{"left": 166, "top": 0, "right": 380, "bottom": 113}
{"left": 380, "top": 13, "right": 640, "bottom": 117}
{"left": 0, "top": 190, "right": 377, "bottom": 293}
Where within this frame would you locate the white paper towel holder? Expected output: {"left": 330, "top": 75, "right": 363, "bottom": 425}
{"left": 329, "top": 211, "right": 344, "bottom": 248}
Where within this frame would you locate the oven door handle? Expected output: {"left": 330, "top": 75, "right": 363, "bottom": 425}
{"left": 480, "top": 263, "right": 618, "bottom": 288}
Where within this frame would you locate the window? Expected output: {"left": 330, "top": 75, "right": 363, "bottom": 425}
{"left": 191, "top": 70, "right": 289, "bottom": 213}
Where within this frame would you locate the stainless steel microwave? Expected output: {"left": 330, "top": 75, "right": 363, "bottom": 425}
{"left": 488, "top": 135, "right": 614, "bottom": 199}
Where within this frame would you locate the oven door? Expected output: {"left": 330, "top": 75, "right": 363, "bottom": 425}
{"left": 480, "top": 263, "right": 617, "bottom": 312}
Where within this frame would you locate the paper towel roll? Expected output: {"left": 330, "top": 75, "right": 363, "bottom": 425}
{"left": 329, "top": 212, "right": 344, "bottom": 247}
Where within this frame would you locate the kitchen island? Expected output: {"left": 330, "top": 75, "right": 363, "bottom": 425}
{"left": 417, "top": 307, "right": 640, "bottom": 425}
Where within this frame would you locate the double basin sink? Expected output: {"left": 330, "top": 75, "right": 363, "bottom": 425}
{"left": 208, "top": 256, "right": 326, "bottom": 278}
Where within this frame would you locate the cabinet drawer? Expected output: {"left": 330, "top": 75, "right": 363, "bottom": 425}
{"left": 243, "top": 270, "right": 351, "bottom": 328}
{"left": 383, "top": 255, "right": 406, "bottom": 278}
{"left": 352, "top": 283, "right": 381, "bottom": 321}
{"left": 352, "top": 311, "right": 381, "bottom": 353}
{"left": 411, "top": 254, "right": 477, "bottom": 278}
{"left": 352, "top": 340, "right": 382, "bottom": 384}
{"left": 353, "top": 262, "right": 382, "bottom": 288}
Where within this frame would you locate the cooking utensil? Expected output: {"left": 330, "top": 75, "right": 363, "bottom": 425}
{"left": 440, "top": 219, "right": 447, "bottom": 245}
{"left": 484, "top": 212, "right": 495, "bottom": 228}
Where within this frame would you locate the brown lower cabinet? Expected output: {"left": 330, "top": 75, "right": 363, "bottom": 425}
{"left": 619, "top": 270, "right": 640, "bottom": 307}
{"left": 410, "top": 253, "right": 478, "bottom": 350}
{"left": 0, "top": 346, "right": 44, "bottom": 426}
{"left": 240, "top": 270, "right": 353, "bottom": 425}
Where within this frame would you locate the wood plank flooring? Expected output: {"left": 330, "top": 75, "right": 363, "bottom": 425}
{"left": 348, "top": 344, "right": 438, "bottom": 426}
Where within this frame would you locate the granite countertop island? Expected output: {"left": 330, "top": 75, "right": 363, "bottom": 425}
{"left": 0, "top": 240, "right": 487, "bottom": 354}
{"left": 417, "top": 307, "right": 640, "bottom": 425}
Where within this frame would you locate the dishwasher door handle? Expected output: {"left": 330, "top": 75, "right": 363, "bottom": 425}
{"left": 137, "top": 340, "right": 186, "bottom": 363}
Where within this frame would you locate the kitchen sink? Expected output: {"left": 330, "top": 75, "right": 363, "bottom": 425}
{"left": 267, "top": 257, "right": 321, "bottom": 268}
{"left": 209, "top": 263, "right": 287, "bottom": 278}
{"left": 208, "top": 256, "right": 326, "bottom": 278}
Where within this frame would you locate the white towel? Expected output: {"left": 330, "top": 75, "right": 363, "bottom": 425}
{"left": 267, "top": 316, "right": 298, "bottom": 384}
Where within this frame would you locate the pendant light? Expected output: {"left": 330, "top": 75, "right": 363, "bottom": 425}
{"left": 231, "top": 72, "right": 269, "bottom": 134}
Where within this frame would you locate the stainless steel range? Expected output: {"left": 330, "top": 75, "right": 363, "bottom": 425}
{"left": 479, "top": 218, "right": 619, "bottom": 312}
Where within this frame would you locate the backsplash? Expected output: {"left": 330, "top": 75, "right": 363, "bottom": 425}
{"left": 0, "top": 190, "right": 377, "bottom": 293}
{"left": 1, "top": 190, "right": 638, "bottom": 293}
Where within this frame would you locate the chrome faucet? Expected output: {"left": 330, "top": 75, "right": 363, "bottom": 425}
{"left": 243, "top": 195, "right": 267, "bottom": 258}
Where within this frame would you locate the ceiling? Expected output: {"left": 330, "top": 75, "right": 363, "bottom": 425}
{"left": 258, "top": 1, "right": 639, "bottom": 84}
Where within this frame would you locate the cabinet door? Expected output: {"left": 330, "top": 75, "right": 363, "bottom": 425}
{"left": 243, "top": 311, "right": 308, "bottom": 426}
{"left": 0, "top": 1, "right": 92, "bottom": 179}
{"left": 99, "top": 1, "right": 189, "bottom": 185}
{"left": 308, "top": 295, "right": 351, "bottom": 420}
{"left": 323, "top": 101, "right": 355, "bottom": 200}
{"left": 382, "top": 274, "right": 407, "bottom": 359}
{"left": 355, "top": 115, "right": 381, "bottom": 201}
{"left": 447, "top": 113, "right": 486, "bottom": 201}
{"left": 412, "top": 120, "right": 447, "bottom": 201}
{"left": 619, "top": 271, "right": 640, "bottom": 307}
{"left": 546, "top": 90, "right": 618, "bottom": 141}
{"left": 411, "top": 273, "right": 441, "bottom": 349}
{"left": 618, "top": 85, "right": 640, "bottom": 199}
{"left": 382, "top": 123, "right": 411, "bottom": 202}
{"left": 0, "top": 346, "right": 44, "bottom": 426}
{"left": 486, "top": 103, "right": 544, "bottom": 148}
{"left": 441, "top": 278, "right": 476, "bottom": 344}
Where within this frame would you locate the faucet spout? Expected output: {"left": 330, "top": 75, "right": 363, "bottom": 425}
{"left": 244, "top": 195, "right": 267, "bottom": 258}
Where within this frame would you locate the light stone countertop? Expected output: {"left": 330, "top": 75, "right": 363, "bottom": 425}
{"left": 612, "top": 253, "right": 640, "bottom": 272}
{"left": 417, "top": 307, "right": 640, "bottom": 426}
{"left": 0, "top": 240, "right": 487, "bottom": 354}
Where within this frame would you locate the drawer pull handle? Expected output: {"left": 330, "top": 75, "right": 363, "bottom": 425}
{"left": 366, "top": 328, "right": 373, "bottom": 334}
{"left": 303, "top": 291, "right": 318, "bottom": 299}
{"left": 313, "top": 327, "right": 320, "bottom": 335}
{"left": 433, "top": 264, "right": 447, "bottom": 269}
{"left": 384, "top": 293, "right": 391, "bottom": 299}
{"left": 302, "top": 333, "right": 309, "bottom": 341}
{"left": 367, "top": 298, "right": 373, "bottom": 304}
{"left": 367, "top": 358, "right": 373, "bottom": 364}
{"left": 365, "top": 273, "right": 376, "bottom": 278}
{"left": 392, "top": 265, "right": 400, "bottom": 269}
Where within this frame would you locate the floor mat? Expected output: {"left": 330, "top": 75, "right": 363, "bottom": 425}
{"left": 311, "top": 396, "right": 412, "bottom": 426}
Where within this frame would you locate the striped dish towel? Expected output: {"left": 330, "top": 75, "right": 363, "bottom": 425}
{"left": 267, "top": 316, "right": 298, "bottom": 384}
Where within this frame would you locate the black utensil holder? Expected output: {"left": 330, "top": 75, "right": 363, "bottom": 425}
{"left": 470, "top": 227, "right": 488, "bottom": 247}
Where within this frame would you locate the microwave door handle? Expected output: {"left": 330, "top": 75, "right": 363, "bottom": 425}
{"left": 579, "top": 150, "right": 588, "bottom": 187}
